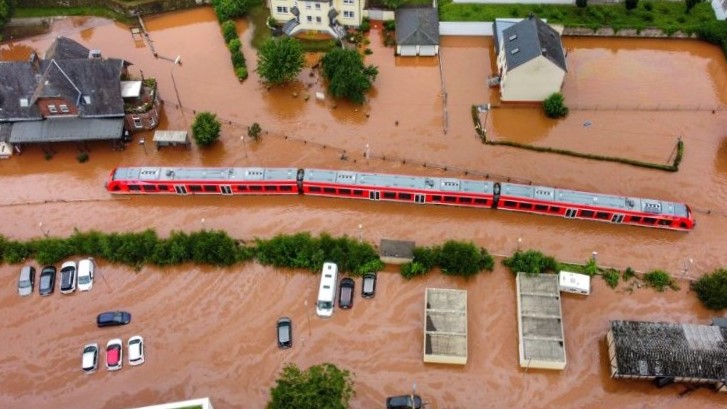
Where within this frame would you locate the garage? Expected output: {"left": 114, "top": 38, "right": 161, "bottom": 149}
{"left": 395, "top": 7, "right": 440, "bottom": 57}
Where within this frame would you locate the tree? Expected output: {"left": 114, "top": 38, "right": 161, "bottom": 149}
{"left": 191, "top": 112, "right": 221, "bottom": 147}
{"left": 575, "top": 0, "right": 588, "bottom": 8}
{"left": 543, "top": 92, "right": 569, "bottom": 118}
{"left": 221, "top": 20, "right": 238, "bottom": 43}
{"left": 321, "top": 48, "right": 378, "bottom": 104}
{"left": 625, "top": 0, "right": 638, "bottom": 10}
{"left": 691, "top": 268, "right": 727, "bottom": 310}
{"left": 212, "top": 0, "right": 259, "bottom": 21}
{"left": 0, "top": 0, "right": 14, "bottom": 37}
{"left": 256, "top": 37, "right": 305, "bottom": 86}
{"left": 502, "top": 250, "right": 558, "bottom": 276}
{"left": 248, "top": 122, "right": 262, "bottom": 141}
{"left": 267, "top": 363, "right": 354, "bottom": 409}
{"left": 438, "top": 240, "right": 494, "bottom": 278}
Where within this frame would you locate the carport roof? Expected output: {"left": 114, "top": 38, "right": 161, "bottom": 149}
{"left": 395, "top": 7, "right": 440, "bottom": 46}
{"left": 9, "top": 118, "right": 124, "bottom": 143}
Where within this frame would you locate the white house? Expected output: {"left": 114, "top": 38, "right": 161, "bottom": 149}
{"left": 395, "top": 7, "right": 440, "bottom": 56}
{"left": 493, "top": 15, "right": 567, "bottom": 102}
{"left": 267, "top": 0, "right": 364, "bottom": 38}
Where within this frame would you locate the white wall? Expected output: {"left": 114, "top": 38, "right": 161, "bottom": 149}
{"left": 501, "top": 56, "right": 566, "bottom": 101}
{"left": 453, "top": 0, "right": 573, "bottom": 3}
{"left": 712, "top": 0, "right": 727, "bottom": 19}
{"left": 439, "top": 21, "right": 493, "bottom": 36}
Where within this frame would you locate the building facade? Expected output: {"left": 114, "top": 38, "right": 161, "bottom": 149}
{"left": 268, "top": 0, "right": 364, "bottom": 38}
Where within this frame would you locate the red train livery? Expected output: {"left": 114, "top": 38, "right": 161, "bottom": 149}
{"left": 106, "top": 166, "right": 695, "bottom": 231}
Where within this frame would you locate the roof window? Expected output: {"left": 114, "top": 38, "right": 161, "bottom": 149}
{"left": 508, "top": 34, "right": 517, "bottom": 41}
{"left": 510, "top": 48, "right": 520, "bottom": 55}
{"left": 19, "top": 98, "right": 29, "bottom": 107}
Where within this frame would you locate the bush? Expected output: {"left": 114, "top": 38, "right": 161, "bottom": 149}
{"left": 222, "top": 20, "right": 238, "bottom": 43}
{"left": 191, "top": 111, "right": 222, "bottom": 147}
{"left": 543, "top": 92, "right": 569, "bottom": 119}
{"left": 248, "top": 122, "right": 262, "bottom": 141}
{"left": 268, "top": 363, "right": 354, "bottom": 409}
{"left": 438, "top": 240, "right": 494, "bottom": 278}
{"left": 29, "top": 238, "right": 75, "bottom": 265}
{"left": 1, "top": 238, "right": 31, "bottom": 264}
{"left": 503, "top": 250, "right": 558, "bottom": 276}
{"left": 691, "top": 268, "right": 727, "bottom": 310}
{"left": 643, "top": 269, "right": 679, "bottom": 292}
{"left": 625, "top": 0, "right": 638, "bottom": 10}
{"left": 685, "top": 0, "right": 700, "bottom": 13}
{"left": 383, "top": 20, "right": 395, "bottom": 32}
{"left": 228, "top": 38, "right": 242, "bottom": 53}
{"left": 235, "top": 66, "right": 248, "bottom": 80}
{"left": 643, "top": 1, "right": 653, "bottom": 11}
{"left": 400, "top": 261, "right": 430, "bottom": 280}
{"left": 602, "top": 269, "right": 620, "bottom": 289}
{"left": 622, "top": 267, "right": 636, "bottom": 281}
{"left": 412, "top": 246, "right": 438, "bottom": 271}
{"left": 231, "top": 49, "right": 246, "bottom": 68}
{"left": 360, "top": 17, "right": 371, "bottom": 32}
{"left": 576, "top": 0, "right": 588, "bottom": 8}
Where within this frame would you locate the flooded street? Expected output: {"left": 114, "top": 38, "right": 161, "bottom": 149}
{"left": 1, "top": 8, "right": 727, "bottom": 408}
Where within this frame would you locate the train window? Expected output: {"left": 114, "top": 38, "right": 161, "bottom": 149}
{"left": 643, "top": 217, "right": 656, "bottom": 224}
{"left": 580, "top": 210, "right": 594, "bottom": 218}
{"left": 629, "top": 216, "right": 641, "bottom": 222}
{"left": 535, "top": 204, "right": 548, "bottom": 211}
{"left": 204, "top": 185, "right": 217, "bottom": 192}
{"left": 189, "top": 185, "right": 202, "bottom": 192}
{"left": 236, "top": 185, "right": 248, "bottom": 191}
{"left": 264, "top": 185, "right": 277, "bottom": 191}
{"left": 142, "top": 185, "right": 156, "bottom": 192}
{"left": 249, "top": 185, "right": 263, "bottom": 191}
{"left": 444, "top": 196, "right": 456, "bottom": 203}
{"left": 339, "top": 188, "right": 351, "bottom": 195}
{"left": 658, "top": 219, "right": 672, "bottom": 226}
{"left": 324, "top": 187, "right": 336, "bottom": 194}
{"left": 596, "top": 212, "right": 610, "bottom": 219}
{"left": 549, "top": 206, "right": 561, "bottom": 213}
{"left": 503, "top": 200, "right": 516, "bottom": 207}
{"left": 399, "top": 193, "right": 412, "bottom": 200}
{"left": 432, "top": 195, "right": 442, "bottom": 201}
{"left": 128, "top": 185, "right": 141, "bottom": 191}
{"left": 519, "top": 203, "right": 532, "bottom": 210}
{"left": 280, "top": 185, "right": 293, "bottom": 191}
{"left": 157, "top": 185, "right": 169, "bottom": 191}
{"left": 459, "top": 197, "right": 472, "bottom": 204}
{"left": 309, "top": 186, "right": 321, "bottom": 193}
{"left": 474, "top": 198, "right": 488, "bottom": 205}
{"left": 383, "top": 192, "right": 396, "bottom": 199}
{"left": 353, "top": 190, "right": 363, "bottom": 196}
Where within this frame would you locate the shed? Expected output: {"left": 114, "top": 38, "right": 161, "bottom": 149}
{"left": 423, "top": 288, "right": 467, "bottom": 365}
{"left": 379, "top": 239, "right": 415, "bottom": 264}
{"left": 558, "top": 271, "right": 591, "bottom": 295}
{"left": 395, "top": 7, "right": 440, "bottom": 56}
{"left": 153, "top": 130, "right": 191, "bottom": 150}
{"left": 0, "top": 142, "right": 13, "bottom": 159}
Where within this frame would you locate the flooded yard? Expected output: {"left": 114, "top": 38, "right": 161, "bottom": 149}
{"left": 1, "top": 7, "right": 727, "bottom": 409}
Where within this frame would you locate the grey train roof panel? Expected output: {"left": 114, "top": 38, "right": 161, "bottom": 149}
{"left": 304, "top": 169, "right": 494, "bottom": 194}
{"left": 114, "top": 167, "right": 299, "bottom": 182}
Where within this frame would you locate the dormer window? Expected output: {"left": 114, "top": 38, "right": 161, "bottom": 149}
{"left": 83, "top": 95, "right": 92, "bottom": 104}
{"left": 59, "top": 104, "right": 69, "bottom": 113}
{"left": 510, "top": 48, "right": 520, "bottom": 55}
{"left": 19, "top": 98, "right": 29, "bottom": 107}
{"left": 48, "top": 104, "right": 58, "bottom": 113}
{"left": 509, "top": 34, "right": 517, "bottom": 41}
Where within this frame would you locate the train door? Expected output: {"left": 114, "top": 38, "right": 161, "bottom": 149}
{"left": 221, "top": 185, "right": 233, "bottom": 195}
{"left": 369, "top": 191, "right": 380, "bottom": 201}
{"left": 175, "top": 185, "right": 187, "bottom": 195}
{"left": 565, "top": 208, "right": 577, "bottom": 218}
{"left": 415, "top": 194, "right": 425, "bottom": 204}
{"left": 611, "top": 214, "right": 624, "bottom": 224}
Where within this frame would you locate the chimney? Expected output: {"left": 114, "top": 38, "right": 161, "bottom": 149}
{"left": 28, "top": 52, "right": 40, "bottom": 72}
{"left": 88, "top": 49, "right": 102, "bottom": 59}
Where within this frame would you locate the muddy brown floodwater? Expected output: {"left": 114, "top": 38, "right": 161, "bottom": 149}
{"left": 1, "top": 7, "right": 727, "bottom": 409}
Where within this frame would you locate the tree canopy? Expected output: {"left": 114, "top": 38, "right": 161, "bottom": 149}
{"left": 0, "top": 0, "right": 14, "bottom": 37}
{"left": 267, "top": 363, "right": 354, "bottom": 409}
{"left": 691, "top": 268, "right": 727, "bottom": 310}
{"left": 211, "top": 0, "right": 259, "bottom": 21}
{"left": 321, "top": 48, "right": 378, "bottom": 104}
{"left": 191, "top": 112, "right": 222, "bottom": 147}
{"left": 256, "top": 37, "right": 305, "bottom": 86}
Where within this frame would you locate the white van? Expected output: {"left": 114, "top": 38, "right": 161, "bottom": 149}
{"left": 77, "top": 258, "right": 95, "bottom": 292}
{"left": 316, "top": 262, "right": 338, "bottom": 318}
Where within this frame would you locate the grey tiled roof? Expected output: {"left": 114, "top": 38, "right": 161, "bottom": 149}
{"left": 0, "top": 61, "right": 43, "bottom": 120}
{"left": 44, "top": 36, "right": 92, "bottom": 60}
{"left": 502, "top": 15, "right": 567, "bottom": 72}
{"left": 9, "top": 118, "right": 124, "bottom": 143}
{"left": 395, "top": 7, "right": 440, "bottom": 46}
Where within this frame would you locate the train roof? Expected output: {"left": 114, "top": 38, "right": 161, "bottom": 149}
{"left": 303, "top": 169, "right": 495, "bottom": 193}
{"left": 113, "top": 167, "right": 299, "bottom": 182}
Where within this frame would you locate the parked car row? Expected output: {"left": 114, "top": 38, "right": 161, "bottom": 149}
{"left": 82, "top": 336, "right": 145, "bottom": 373}
{"left": 17, "top": 258, "right": 95, "bottom": 296}
{"left": 338, "top": 272, "right": 377, "bottom": 310}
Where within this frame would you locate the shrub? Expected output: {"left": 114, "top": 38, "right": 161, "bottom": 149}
{"left": 400, "top": 261, "right": 430, "bottom": 280}
{"left": 583, "top": 259, "right": 598, "bottom": 277}
{"left": 643, "top": 1, "right": 653, "bottom": 11}
{"left": 235, "top": 66, "right": 248, "bottom": 80}
{"left": 503, "top": 250, "right": 558, "bottom": 276}
{"left": 643, "top": 269, "right": 678, "bottom": 292}
{"left": 543, "top": 92, "right": 569, "bottom": 118}
{"left": 29, "top": 238, "right": 75, "bottom": 265}
{"left": 191, "top": 111, "right": 222, "bottom": 147}
{"left": 248, "top": 122, "right": 262, "bottom": 141}
{"left": 625, "top": 0, "right": 639, "bottom": 10}
{"left": 76, "top": 152, "right": 89, "bottom": 163}
{"left": 438, "top": 240, "right": 494, "bottom": 278}
{"left": 602, "top": 269, "right": 620, "bottom": 289}
{"left": 412, "top": 246, "right": 438, "bottom": 271}
{"left": 691, "top": 268, "right": 727, "bottom": 310}
{"left": 228, "top": 38, "right": 242, "bottom": 53}
{"left": 231, "top": 49, "right": 246, "bottom": 68}
{"left": 685, "top": 0, "right": 700, "bottom": 13}
{"left": 622, "top": 267, "right": 636, "bottom": 281}
{"left": 383, "top": 20, "right": 395, "bottom": 32}
{"left": 222, "top": 20, "right": 238, "bottom": 43}
{"left": 2, "top": 238, "right": 31, "bottom": 264}
{"left": 360, "top": 17, "right": 371, "bottom": 32}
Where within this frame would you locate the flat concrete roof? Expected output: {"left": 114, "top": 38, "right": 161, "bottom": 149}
{"left": 424, "top": 288, "right": 467, "bottom": 365}
{"left": 516, "top": 273, "right": 566, "bottom": 370}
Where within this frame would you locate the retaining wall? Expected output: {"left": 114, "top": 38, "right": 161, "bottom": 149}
{"left": 15, "top": 0, "right": 205, "bottom": 16}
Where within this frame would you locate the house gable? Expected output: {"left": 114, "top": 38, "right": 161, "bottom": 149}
{"left": 395, "top": 7, "right": 440, "bottom": 47}
{"left": 501, "top": 55, "right": 566, "bottom": 101}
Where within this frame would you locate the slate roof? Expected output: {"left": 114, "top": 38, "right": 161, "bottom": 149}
{"left": 44, "top": 36, "right": 92, "bottom": 60}
{"left": 501, "top": 15, "right": 567, "bottom": 73}
{"left": 395, "top": 7, "right": 440, "bottom": 46}
{"left": 0, "top": 61, "right": 43, "bottom": 120}
{"left": 9, "top": 118, "right": 124, "bottom": 143}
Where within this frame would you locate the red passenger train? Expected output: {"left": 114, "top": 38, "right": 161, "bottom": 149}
{"left": 106, "top": 166, "right": 695, "bottom": 231}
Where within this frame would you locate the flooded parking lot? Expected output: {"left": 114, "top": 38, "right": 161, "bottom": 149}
{"left": 1, "top": 7, "right": 727, "bottom": 408}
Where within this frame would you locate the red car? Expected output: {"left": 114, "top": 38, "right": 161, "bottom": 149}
{"left": 106, "top": 339, "right": 123, "bottom": 371}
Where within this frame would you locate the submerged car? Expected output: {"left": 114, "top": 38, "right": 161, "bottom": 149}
{"left": 39, "top": 265, "right": 56, "bottom": 296}
{"left": 386, "top": 395, "right": 423, "bottom": 409}
{"left": 97, "top": 311, "right": 132, "bottom": 327}
{"left": 106, "top": 339, "right": 123, "bottom": 371}
{"left": 76, "top": 258, "right": 95, "bottom": 292}
{"left": 59, "top": 261, "right": 77, "bottom": 294}
{"left": 82, "top": 343, "right": 99, "bottom": 374}
{"left": 18, "top": 266, "right": 36, "bottom": 296}
{"left": 361, "top": 272, "right": 377, "bottom": 299}
{"left": 128, "top": 336, "right": 145, "bottom": 366}
{"left": 338, "top": 278, "right": 355, "bottom": 309}
{"left": 277, "top": 317, "right": 292, "bottom": 349}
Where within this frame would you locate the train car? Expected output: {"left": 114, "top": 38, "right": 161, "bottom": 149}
{"left": 106, "top": 167, "right": 301, "bottom": 195}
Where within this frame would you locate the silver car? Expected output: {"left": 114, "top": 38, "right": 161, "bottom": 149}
{"left": 18, "top": 266, "right": 35, "bottom": 296}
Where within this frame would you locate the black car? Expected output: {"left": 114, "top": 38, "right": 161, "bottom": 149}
{"left": 96, "top": 311, "right": 132, "bottom": 327}
{"left": 386, "top": 394, "right": 422, "bottom": 409}
{"left": 39, "top": 265, "right": 57, "bottom": 296}
{"left": 338, "top": 277, "right": 355, "bottom": 309}
{"left": 277, "top": 317, "right": 292, "bottom": 349}
{"left": 362, "top": 272, "right": 377, "bottom": 299}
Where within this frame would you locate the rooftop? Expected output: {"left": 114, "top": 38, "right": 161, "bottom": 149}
{"left": 516, "top": 273, "right": 566, "bottom": 370}
{"left": 424, "top": 288, "right": 468, "bottom": 365}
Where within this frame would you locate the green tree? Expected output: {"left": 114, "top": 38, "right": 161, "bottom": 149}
{"left": 503, "top": 250, "right": 558, "bottom": 276}
{"left": 267, "top": 363, "right": 354, "bottom": 409}
{"left": 575, "top": 0, "right": 588, "bottom": 8}
{"left": 248, "top": 122, "right": 262, "bottom": 141}
{"left": 191, "top": 112, "right": 222, "bottom": 147}
{"left": 321, "top": 48, "right": 378, "bottom": 104}
{"left": 256, "top": 37, "right": 305, "bottom": 86}
{"left": 221, "top": 20, "right": 238, "bottom": 43}
{"left": 212, "top": 0, "right": 259, "bottom": 21}
{"left": 438, "top": 240, "right": 494, "bottom": 278}
{"left": 691, "top": 268, "right": 727, "bottom": 310}
{"left": 543, "top": 92, "right": 569, "bottom": 118}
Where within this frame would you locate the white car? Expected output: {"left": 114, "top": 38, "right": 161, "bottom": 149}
{"left": 106, "top": 339, "right": 123, "bottom": 371}
{"left": 82, "top": 343, "right": 99, "bottom": 374}
{"left": 128, "top": 336, "right": 145, "bottom": 366}
{"left": 77, "top": 258, "right": 95, "bottom": 292}
{"left": 59, "top": 261, "right": 77, "bottom": 294}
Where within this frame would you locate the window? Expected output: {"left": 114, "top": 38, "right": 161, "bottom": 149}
{"left": 535, "top": 204, "right": 548, "bottom": 211}
{"left": 307, "top": 16, "right": 313, "bottom": 22}
{"left": 444, "top": 196, "right": 456, "bottom": 203}
{"left": 276, "top": 6, "right": 288, "bottom": 13}
{"left": 519, "top": 203, "right": 532, "bottom": 210}
{"left": 399, "top": 193, "right": 412, "bottom": 200}
{"left": 249, "top": 185, "right": 263, "bottom": 191}
{"left": 658, "top": 219, "right": 672, "bottom": 226}
{"left": 310, "top": 186, "right": 322, "bottom": 192}
{"left": 459, "top": 197, "right": 472, "bottom": 204}
{"left": 339, "top": 188, "right": 351, "bottom": 195}
{"left": 48, "top": 104, "right": 58, "bottom": 113}
{"left": 315, "top": 3, "right": 321, "bottom": 9}
{"left": 305, "top": 3, "right": 311, "bottom": 8}
{"left": 264, "top": 185, "right": 277, "bottom": 191}
{"left": 128, "top": 185, "right": 141, "bottom": 191}
{"left": 344, "top": 0, "right": 354, "bottom": 3}
{"left": 511, "top": 48, "right": 520, "bottom": 55}
{"left": 383, "top": 192, "right": 396, "bottom": 199}
{"left": 474, "top": 198, "right": 488, "bottom": 205}
{"left": 133, "top": 116, "right": 142, "bottom": 129}
{"left": 189, "top": 185, "right": 202, "bottom": 192}
{"left": 316, "top": 16, "right": 321, "bottom": 23}
{"left": 596, "top": 212, "right": 610, "bottom": 219}
{"left": 432, "top": 195, "right": 441, "bottom": 201}
{"left": 324, "top": 187, "right": 336, "bottom": 194}
{"left": 236, "top": 185, "right": 248, "bottom": 192}
{"left": 580, "top": 210, "right": 595, "bottom": 218}
{"left": 280, "top": 185, "right": 293, "bottom": 192}
{"left": 204, "top": 185, "right": 217, "bottom": 192}
{"left": 59, "top": 104, "right": 69, "bottom": 113}
{"left": 343, "top": 10, "right": 354, "bottom": 18}
{"left": 353, "top": 190, "right": 363, "bottom": 196}
{"left": 504, "top": 200, "right": 516, "bottom": 207}
{"left": 629, "top": 216, "right": 642, "bottom": 222}
{"left": 549, "top": 206, "right": 561, "bottom": 213}
{"left": 643, "top": 217, "right": 656, "bottom": 224}
{"left": 157, "top": 185, "right": 169, "bottom": 191}
{"left": 142, "top": 185, "right": 156, "bottom": 192}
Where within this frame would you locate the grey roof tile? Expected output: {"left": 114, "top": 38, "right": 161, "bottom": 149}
{"left": 395, "top": 7, "right": 440, "bottom": 46}
{"left": 502, "top": 15, "right": 567, "bottom": 72}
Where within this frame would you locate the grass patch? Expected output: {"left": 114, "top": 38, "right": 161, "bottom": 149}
{"left": 298, "top": 38, "right": 339, "bottom": 52}
{"left": 14, "top": 7, "right": 134, "bottom": 25}
{"left": 249, "top": 5, "right": 272, "bottom": 50}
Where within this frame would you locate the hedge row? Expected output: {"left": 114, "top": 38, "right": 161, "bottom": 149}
{"left": 400, "top": 240, "right": 494, "bottom": 279}
{"left": 219, "top": 18, "right": 248, "bottom": 80}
